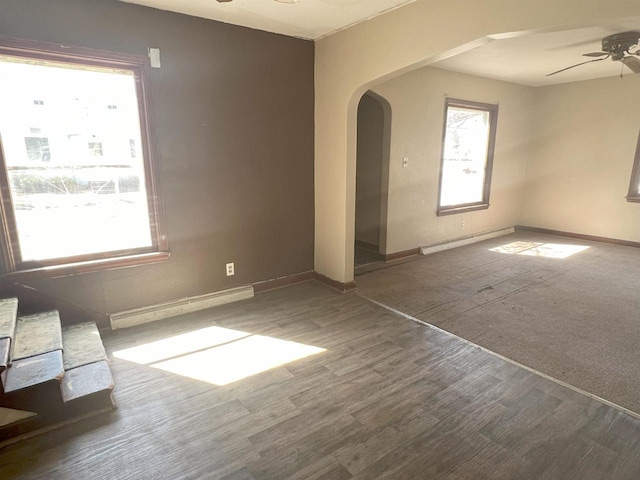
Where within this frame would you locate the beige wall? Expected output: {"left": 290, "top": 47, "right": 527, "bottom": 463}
{"left": 371, "top": 67, "right": 534, "bottom": 253}
{"left": 315, "top": 0, "right": 640, "bottom": 284}
{"left": 521, "top": 74, "right": 640, "bottom": 241}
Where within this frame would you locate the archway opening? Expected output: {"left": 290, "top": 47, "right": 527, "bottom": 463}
{"left": 354, "top": 90, "right": 391, "bottom": 271}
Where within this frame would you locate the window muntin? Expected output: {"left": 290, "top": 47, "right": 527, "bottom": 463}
{"left": 0, "top": 38, "right": 167, "bottom": 273}
{"left": 626, "top": 130, "right": 640, "bottom": 203}
{"left": 437, "top": 98, "right": 498, "bottom": 215}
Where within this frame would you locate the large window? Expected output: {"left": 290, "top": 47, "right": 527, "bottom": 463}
{"left": 437, "top": 98, "right": 498, "bottom": 216}
{"left": 0, "top": 37, "right": 168, "bottom": 275}
{"left": 626, "top": 130, "right": 640, "bottom": 203}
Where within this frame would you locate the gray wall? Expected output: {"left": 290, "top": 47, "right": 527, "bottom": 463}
{"left": 0, "top": 0, "right": 314, "bottom": 317}
{"left": 355, "top": 93, "right": 384, "bottom": 249}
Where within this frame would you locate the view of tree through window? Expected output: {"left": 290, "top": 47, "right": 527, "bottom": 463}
{"left": 0, "top": 40, "right": 166, "bottom": 272}
{"left": 438, "top": 98, "right": 498, "bottom": 215}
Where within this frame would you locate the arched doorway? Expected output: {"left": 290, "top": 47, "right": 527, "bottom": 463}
{"left": 354, "top": 91, "right": 391, "bottom": 270}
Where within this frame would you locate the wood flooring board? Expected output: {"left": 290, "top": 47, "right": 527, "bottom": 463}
{"left": 286, "top": 456, "right": 353, "bottom": 480}
{"left": 350, "top": 377, "right": 442, "bottom": 430}
{"left": 289, "top": 362, "right": 429, "bottom": 418}
{"left": 237, "top": 366, "right": 334, "bottom": 412}
{"left": 204, "top": 398, "right": 302, "bottom": 443}
{"left": 368, "top": 342, "right": 440, "bottom": 376}
{"left": 0, "top": 298, "right": 18, "bottom": 340}
{"left": 334, "top": 317, "right": 419, "bottom": 353}
{"left": 248, "top": 416, "right": 365, "bottom": 480}
{"left": 578, "top": 405, "right": 640, "bottom": 455}
{"left": 61, "top": 322, "right": 107, "bottom": 370}
{"left": 333, "top": 406, "right": 438, "bottom": 475}
{"left": 323, "top": 340, "right": 404, "bottom": 376}
{"left": 219, "top": 467, "right": 257, "bottom": 480}
{"left": 479, "top": 388, "right": 564, "bottom": 448}
{"left": 287, "top": 365, "right": 382, "bottom": 412}
{"left": 444, "top": 436, "right": 512, "bottom": 480}
{"left": 12, "top": 311, "right": 62, "bottom": 361}
{"left": 507, "top": 402, "right": 598, "bottom": 478}
{"left": 389, "top": 433, "right": 502, "bottom": 480}
{"left": 247, "top": 404, "right": 355, "bottom": 456}
{"left": 539, "top": 435, "right": 618, "bottom": 480}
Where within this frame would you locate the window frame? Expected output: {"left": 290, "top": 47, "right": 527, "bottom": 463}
{"left": 437, "top": 97, "right": 499, "bottom": 216}
{"left": 626, "top": 130, "right": 640, "bottom": 203}
{"left": 0, "top": 35, "right": 169, "bottom": 277}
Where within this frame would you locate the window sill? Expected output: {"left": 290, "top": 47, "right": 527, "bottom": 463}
{"left": 437, "top": 203, "right": 490, "bottom": 216}
{"left": 1, "top": 251, "right": 170, "bottom": 282}
{"left": 626, "top": 196, "right": 640, "bottom": 203}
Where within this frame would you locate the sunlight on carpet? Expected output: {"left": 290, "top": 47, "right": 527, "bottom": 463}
{"left": 490, "top": 241, "right": 589, "bottom": 259}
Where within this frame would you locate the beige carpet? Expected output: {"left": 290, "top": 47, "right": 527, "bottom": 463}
{"left": 355, "top": 231, "right": 640, "bottom": 414}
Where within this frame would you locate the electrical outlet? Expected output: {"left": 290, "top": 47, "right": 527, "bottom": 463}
{"left": 226, "top": 262, "right": 234, "bottom": 276}
{"left": 460, "top": 220, "right": 466, "bottom": 230}
{"left": 402, "top": 157, "right": 409, "bottom": 168}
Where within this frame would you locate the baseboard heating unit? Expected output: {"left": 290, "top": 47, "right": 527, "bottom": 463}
{"left": 110, "top": 285, "right": 254, "bottom": 330}
{"left": 420, "top": 227, "right": 514, "bottom": 256}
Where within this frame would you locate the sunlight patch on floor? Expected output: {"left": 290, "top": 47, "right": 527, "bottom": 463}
{"left": 490, "top": 241, "right": 590, "bottom": 259}
{"left": 113, "top": 326, "right": 251, "bottom": 364}
{"left": 113, "top": 326, "right": 326, "bottom": 386}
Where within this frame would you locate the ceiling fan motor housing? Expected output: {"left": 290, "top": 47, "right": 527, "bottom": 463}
{"left": 601, "top": 31, "right": 640, "bottom": 60}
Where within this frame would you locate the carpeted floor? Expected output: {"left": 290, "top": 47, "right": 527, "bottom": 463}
{"left": 355, "top": 230, "right": 640, "bottom": 414}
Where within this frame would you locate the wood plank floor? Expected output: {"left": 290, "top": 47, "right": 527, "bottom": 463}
{"left": 1, "top": 281, "right": 640, "bottom": 478}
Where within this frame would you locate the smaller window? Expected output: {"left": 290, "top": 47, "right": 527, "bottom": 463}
{"left": 626, "top": 130, "right": 640, "bottom": 203}
{"left": 437, "top": 98, "right": 498, "bottom": 216}
{"left": 33, "top": 99, "right": 44, "bottom": 106}
{"left": 24, "top": 137, "right": 51, "bottom": 162}
{"left": 88, "top": 141, "right": 104, "bottom": 157}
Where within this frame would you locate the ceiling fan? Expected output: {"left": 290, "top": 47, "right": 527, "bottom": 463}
{"left": 547, "top": 31, "right": 640, "bottom": 77}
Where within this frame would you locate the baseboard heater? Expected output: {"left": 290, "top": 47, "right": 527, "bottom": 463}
{"left": 420, "top": 227, "right": 514, "bottom": 256}
{"left": 109, "top": 285, "right": 254, "bottom": 330}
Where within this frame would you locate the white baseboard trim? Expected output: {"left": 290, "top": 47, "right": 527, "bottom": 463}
{"left": 420, "top": 227, "right": 514, "bottom": 256}
{"left": 110, "top": 285, "right": 254, "bottom": 330}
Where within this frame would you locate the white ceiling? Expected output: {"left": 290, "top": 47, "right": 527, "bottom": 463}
{"left": 119, "top": 0, "right": 419, "bottom": 40}
{"left": 433, "top": 19, "right": 640, "bottom": 87}
{"left": 120, "top": 0, "right": 640, "bottom": 86}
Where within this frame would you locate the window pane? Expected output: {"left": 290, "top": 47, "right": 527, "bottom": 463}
{"left": 0, "top": 57, "right": 152, "bottom": 262}
{"left": 440, "top": 106, "right": 491, "bottom": 207}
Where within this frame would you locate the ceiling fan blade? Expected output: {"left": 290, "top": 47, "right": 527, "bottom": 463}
{"left": 546, "top": 56, "right": 609, "bottom": 76}
{"left": 582, "top": 52, "right": 608, "bottom": 57}
{"left": 622, "top": 56, "right": 640, "bottom": 73}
